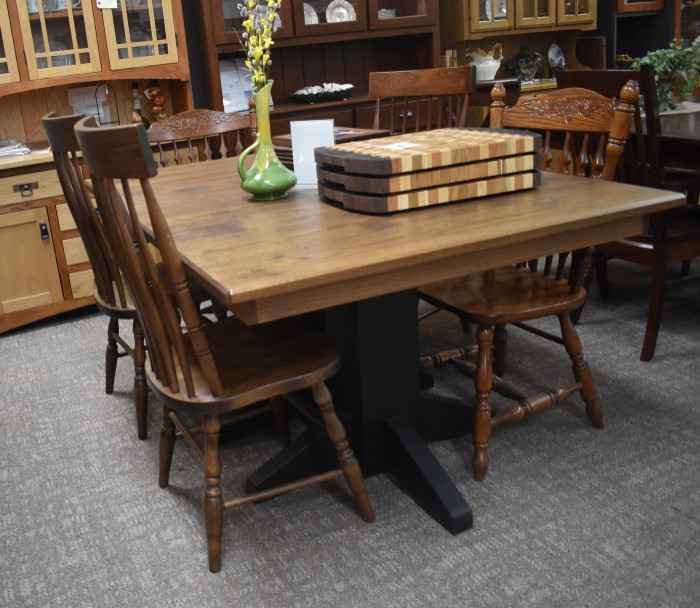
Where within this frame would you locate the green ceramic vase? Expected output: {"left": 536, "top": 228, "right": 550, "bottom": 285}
{"left": 238, "top": 80, "right": 297, "bottom": 201}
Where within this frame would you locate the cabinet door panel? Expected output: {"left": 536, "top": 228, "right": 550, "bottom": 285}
{"left": 0, "top": 0, "right": 20, "bottom": 84}
{"left": 517, "top": 0, "right": 555, "bottom": 27}
{"left": 470, "top": 0, "right": 515, "bottom": 32}
{"left": 101, "top": 0, "right": 178, "bottom": 70}
{"left": 556, "top": 0, "right": 595, "bottom": 24}
{"left": 16, "top": 0, "right": 101, "bottom": 80}
{"left": 0, "top": 207, "right": 62, "bottom": 314}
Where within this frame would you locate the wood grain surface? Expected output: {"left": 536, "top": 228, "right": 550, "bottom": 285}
{"left": 130, "top": 156, "right": 684, "bottom": 325}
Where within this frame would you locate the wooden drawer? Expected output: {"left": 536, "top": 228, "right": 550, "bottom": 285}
{"left": 69, "top": 269, "right": 95, "bottom": 299}
{"left": 0, "top": 170, "right": 62, "bottom": 207}
{"left": 56, "top": 203, "right": 77, "bottom": 232}
{"left": 63, "top": 236, "right": 89, "bottom": 265}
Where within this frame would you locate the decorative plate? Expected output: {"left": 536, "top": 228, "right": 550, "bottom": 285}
{"left": 303, "top": 2, "right": 318, "bottom": 24}
{"left": 548, "top": 44, "right": 565, "bottom": 70}
{"left": 290, "top": 83, "right": 354, "bottom": 104}
{"left": 326, "top": 0, "right": 356, "bottom": 23}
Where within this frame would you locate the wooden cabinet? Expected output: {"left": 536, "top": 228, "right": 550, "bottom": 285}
{"left": 444, "top": 0, "right": 596, "bottom": 42}
{"left": 196, "top": 0, "right": 441, "bottom": 135}
{"left": 1, "top": 0, "right": 189, "bottom": 96}
{"left": 0, "top": 1, "right": 193, "bottom": 332}
{"left": 0, "top": 153, "right": 94, "bottom": 333}
{"left": 14, "top": 0, "right": 101, "bottom": 81}
{"left": 0, "top": 0, "right": 20, "bottom": 84}
{"left": 617, "top": 0, "right": 664, "bottom": 13}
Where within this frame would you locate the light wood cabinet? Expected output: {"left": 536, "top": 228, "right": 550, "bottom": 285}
{"left": 443, "top": 0, "right": 596, "bottom": 44}
{"left": 14, "top": 0, "right": 101, "bottom": 81}
{"left": 0, "top": 154, "right": 96, "bottom": 333}
{"left": 1, "top": 0, "right": 189, "bottom": 96}
{"left": 0, "top": 0, "right": 20, "bottom": 84}
{"left": 0, "top": 206, "right": 63, "bottom": 317}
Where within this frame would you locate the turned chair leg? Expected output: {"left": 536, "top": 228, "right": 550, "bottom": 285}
{"left": 472, "top": 325, "right": 494, "bottom": 481}
{"left": 558, "top": 312, "right": 603, "bottom": 429}
{"left": 105, "top": 317, "right": 119, "bottom": 394}
{"left": 133, "top": 319, "right": 148, "bottom": 440}
{"left": 312, "top": 382, "right": 374, "bottom": 522}
{"left": 203, "top": 415, "right": 224, "bottom": 573}
{"left": 159, "top": 405, "right": 176, "bottom": 488}
{"left": 594, "top": 251, "right": 610, "bottom": 298}
{"left": 641, "top": 252, "right": 667, "bottom": 362}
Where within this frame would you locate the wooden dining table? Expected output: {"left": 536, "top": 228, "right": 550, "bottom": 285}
{"left": 133, "top": 158, "right": 683, "bottom": 534}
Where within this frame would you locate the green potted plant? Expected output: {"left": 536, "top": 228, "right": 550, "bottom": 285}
{"left": 632, "top": 36, "right": 700, "bottom": 112}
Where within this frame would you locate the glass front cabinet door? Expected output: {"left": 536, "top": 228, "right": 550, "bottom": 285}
{"left": 516, "top": 0, "right": 555, "bottom": 27}
{"left": 0, "top": 0, "right": 20, "bottom": 84}
{"left": 556, "top": 0, "right": 596, "bottom": 25}
{"left": 617, "top": 0, "right": 663, "bottom": 13}
{"left": 101, "top": 0, "right": 179, "bottom": 70}
{"left": 15, "top": 0, "right": 101, "bottom": 80}
{"left": 470, "top": 0, "right": 514, "bottom": 33}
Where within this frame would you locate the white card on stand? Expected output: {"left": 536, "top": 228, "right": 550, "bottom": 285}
{"left": 290, "top": 120, "right": 335, "bottom": 186}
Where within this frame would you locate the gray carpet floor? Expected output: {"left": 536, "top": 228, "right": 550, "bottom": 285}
{"left": 1, "top": 260, "right": 699, "bottom": 608}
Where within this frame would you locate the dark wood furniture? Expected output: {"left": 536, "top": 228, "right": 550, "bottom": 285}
{"left": 75, "top": 116, "right": 374, "bottom": 573}
{"left": 42, "top": 112, "right": 148, "bottom": 440}
{"left": 116, "top": 149, "right": 683, "bottom": 534}
{"left": 145, "top": 109, "right": 250, "bottom": 167}
{"left": 195, "top": 0, "right": 441, "bottom": 136}
{"left": 369, "top": 65, "right": 476, "bottom": 133}
{"left": 418, "top": 80, "right": 639, "bottom": 480}
{"left": 555, "top": 67, "right": 700, "bottom": 361}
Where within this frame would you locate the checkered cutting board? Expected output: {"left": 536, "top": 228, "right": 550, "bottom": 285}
{"left": 314, "top": 128, "right": 542, "bottom": 214}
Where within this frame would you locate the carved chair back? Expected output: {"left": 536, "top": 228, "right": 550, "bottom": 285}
{"left": 76, "top": 116, "right": 224, "bottom": 399}
{"left": 554, "top": 64, "right": 662, "bottom": 188}
{"left": 489, "top": 80, "right": 639, "bottom": 283}
{"left": 490, "top": 80, "right": 639, "bottom": 182}
{"left": 42, "top": 112, "right": 130, "bottom": 309}
{"left": 369, "top": 65, "right": 476, "bottom": 134}
{"left": 146, "top": 109, "right": 250, "bottom": 168}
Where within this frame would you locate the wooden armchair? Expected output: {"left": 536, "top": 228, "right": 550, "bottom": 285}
{"left": 74, "top": 116, "right": 374, "bottom": 572}
{"left": 418, "top": 81, "right": 640, "bottom": 481}
{"left": 145, "top": 109, "right": 249, "bottom": 167}
{"left": 369, "top": 65, "right": 476, "bottom": 134}
{"left": 42, "top": 112, "right": 149, "bottom": 439}
{"left": 556, "top": 66, "right": 700, "bottom": 360}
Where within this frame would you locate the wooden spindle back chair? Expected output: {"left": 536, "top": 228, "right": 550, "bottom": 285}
{"left": 74, "top": 116, "right": 374, "bottom": 572}
{"left": 369, "top": 65, "right": 476, "bottom": 134}
{"left": 418, "top": 80, "right": 639, "bottom": 481}
{"left": 146, "top": 109, "right": 249, "bottom": 167}
{"left": 555, "top": 66, "right": 700, "bottom": 361}
{"left": 42, "top": 112, "right": 148, "bottom": 439}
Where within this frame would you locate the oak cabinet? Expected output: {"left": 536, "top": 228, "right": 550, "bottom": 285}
{"left": 0, "top": 154, "right": 95, "bottom": 333}
{"left": 1, "top": 0, "right": 189, "bottom": 96}
{"left": 0, "top": 0, "right": 20, "bottom": 83}
{"left": 443, "top": 0, "right": 596, "bottom": 44}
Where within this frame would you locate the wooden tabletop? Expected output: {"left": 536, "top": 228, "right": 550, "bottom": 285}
{"left": 137, "top": 158, "right": 684, "bottom": 325}
{"left": 271, "top": 127, "right": 390, "bottom": 148}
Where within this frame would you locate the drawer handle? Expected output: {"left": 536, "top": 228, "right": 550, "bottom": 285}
{"left": 39, "top": 220, "right": 50, "bottom": 244}
{"left": 13, "top": 182, "right": 39, "bottom": 197}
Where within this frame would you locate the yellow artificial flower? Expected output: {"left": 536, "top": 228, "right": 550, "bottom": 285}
{"left": 236, "top": 0, "right": 284, "bottom": 92}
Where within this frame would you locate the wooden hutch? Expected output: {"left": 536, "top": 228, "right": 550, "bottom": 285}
{"left": 0, "top": 0, "right": 192, "bottom": 333}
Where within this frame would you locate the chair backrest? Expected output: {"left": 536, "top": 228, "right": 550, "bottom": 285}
{"left": 555, "top": 64, "right": 663, "bottom": 188}
{"left": 75, "top": 116, "right": 223, "bottom": 399}
{"left": 146, "top": 109, "right": 250, "bottom": 168}
{"left": 490, "top": 80, "right": 640, "bottom": 182}
{"left": 369, "top": 65, "right": 476, "bottom": 133}
{"left": 42, "top": 112, "right": 130, "bottom": 309}
{"left": 489, "top": 80, "right": 639, "bottom": 285}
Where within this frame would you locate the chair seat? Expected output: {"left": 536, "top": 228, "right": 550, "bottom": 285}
{"left": 149, "top": 316, "right": 341, "bottom": 414}
{"left": 420, "top": 267, "right": 587, "bottom": 325}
